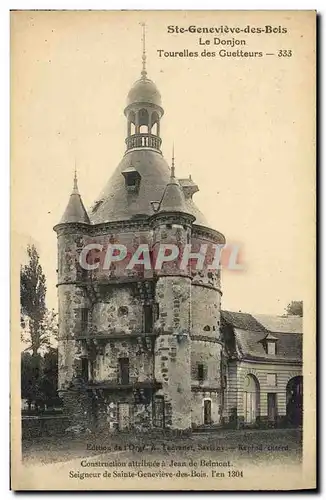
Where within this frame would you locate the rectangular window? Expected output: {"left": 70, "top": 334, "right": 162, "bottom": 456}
{"left": 267, "top": 342, "right": 276, "bottom": 355}
{"left": 267, "top": 373, "right": 277, "bottom": 386}
{"left": 144, "top": 304, "right": 153, "bottom": 333}
{"left": 126, "top": 176, "right": 137, "bottom": 187}
{"left": 124, "top": 171, "right": 141, "bottom": 193}
{"left": 81, "top": 308, "right": 89, "bottom": 333}
{"left": 153, "top": 303, "right": 160, "bottom": 321}
{"left": 118, "top": 358, "right": 130, "bottom": 385}
{"left": 89, "top": 360, "right": 95, "bottom": 381}
{"left": 81, "top": 358, "right": 89, "bottom": 381}
{"left": 198, "top": 364, "right": 205, "bottom": 381}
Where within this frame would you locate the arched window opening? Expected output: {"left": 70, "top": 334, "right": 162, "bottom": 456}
{"left": 128, "top": 111, "right": 136, "bottom": 137}
{"left": 138, "top": 108, "right": 149, "bottom": 127}
{"left": 139, "top": 125, "right": 148, "bottom": 134}
{"left": 151, "top": 112, "right": 159, "bottom": 136}
{"left": 286, "top": 376, "right": 303, "bottom": 427}
{"left": 243, "top": 374, "right": 260, "bottom": 424}
{"left": 203, "top": 399, "right": 212, "bottom": 425}
{"left": 125, "top": 108, "right": 162, "bottom": 150}
{"left": 128, "top": 111, "right": 136, "bottom": 124}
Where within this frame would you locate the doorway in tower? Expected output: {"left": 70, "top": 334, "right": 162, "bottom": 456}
{"left": 117, "top": 403, "right": 130, "bottom": 431}
{"left": 286, "top": 376, "right": 303, "bottom": 427}
{"left": 243, "top": 374, "right": 260, "bottom": 425}
{"left": 203, "top": 399, "right": 212, "bottom": 425}
{"left": 267, "top": 393, "right": 278, "bottom": 425}
{"left": 153, "top": 396, "right": 165, "bottom": 428}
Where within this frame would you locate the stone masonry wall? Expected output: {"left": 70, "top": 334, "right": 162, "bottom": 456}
{"left": 57, "top": 229, "right": 91, "bottom": 394}
{"left": 191, "top": 285, "right": 221, "bottom": 339}
{"left": 154, "top": 276, "right": 192, "bottom": 430}
{"left": 93, "top": 340, "right": 153, "bottom": 383}
{"left": 85, "top": 229, "right": 153, "bottom": 280}
{"left": 191, "top": 340, "right": 222, "bottom": 389}
{"left": 57, "top": 284, "right": 89, "bottom": 391}
{"left": 191, "top": 391, "right": 221, "bottom": 427}
{"left": 90, "top": 287, "right": 143, "bottom": 336}
{"left": 94, "top": 394, "right": 152, "bottom": 433}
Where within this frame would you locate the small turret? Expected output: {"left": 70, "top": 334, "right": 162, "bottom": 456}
{"left": 152, "top": 146, "right": 195, "bottom": 223}
{"left": 151, "top": 147, "right": 193, "bottom": 431}
{"left": 149, "top": 147, "right": 194, "bottom": 278}
{"left": 158, "top": 170, "right": 189, "bottom": 216}
{"left": 59, "top": 170, "right": 90, "bottom": 225}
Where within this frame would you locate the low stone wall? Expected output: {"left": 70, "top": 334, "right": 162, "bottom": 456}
{"left": 22, "top": 415, "right": 71, "bottom": 439}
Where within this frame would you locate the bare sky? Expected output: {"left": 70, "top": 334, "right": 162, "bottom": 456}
{"left": 11, "top": 10, "right": 315, "bottom": 315}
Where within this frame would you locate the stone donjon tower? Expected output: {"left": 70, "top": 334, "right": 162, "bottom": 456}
{"left": 54, "top": 34, "right": 226, "bottom": 431}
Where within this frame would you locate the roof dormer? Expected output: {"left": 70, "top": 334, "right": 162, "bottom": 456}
{"left": 260, "top": 333, "right": 278, "bottom": 355}
{"left": 121, "top": 165, "right": 141, "bottom": 194}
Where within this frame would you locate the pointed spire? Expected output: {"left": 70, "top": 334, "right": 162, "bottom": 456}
{"left": 73, "top": 161, "right": 78, "bottom": 194}
{"left": 156, "top": 146, "right": 193, "bottom": 216}
{"left": 140, "top": 22, "right": 147, "bottom": 80}
{"left": 171, "top": 143, "right": 175, "bottom": 179}
{"left": 59, "top": 167, "right": 90, "bottom": 225}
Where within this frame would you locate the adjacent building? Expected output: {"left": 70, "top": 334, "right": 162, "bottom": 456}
{"left": 221, "top": 311, "right": 303, "bottom": 427}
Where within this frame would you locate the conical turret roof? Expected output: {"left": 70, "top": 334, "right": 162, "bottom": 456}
{"left": 158, "top": 171, "right": 189, "bottom": 214}
{"left": 157, "top": 156, "right": 194, "bottom": 218}
{"left": 60, "top": 172, "right": 90, "bottom": 224}
{"left": 89, "top": 150, "right": 208, "bottom": 225}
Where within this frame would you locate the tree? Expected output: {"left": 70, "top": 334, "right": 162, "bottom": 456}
{"left": 285, "top": 300, "right": 303, "bottom": 317}
{"left": 21, "top": 349, "right": 60, "bottom": 411}
{"left": 20, "top": 245, "right": 59, "bottom": 411}
{"left": 40, "top": 348, "right": 60, "bottom": 408}
{"left": 20, "top": 245, "right": 50, "bottom": 355}
{"left": 21, "top": 352, "right": 43, "bottom": 411}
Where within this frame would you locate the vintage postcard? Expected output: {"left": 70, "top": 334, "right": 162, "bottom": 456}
{"left": 11, "top": 10, "right": 316, "bottom": 490}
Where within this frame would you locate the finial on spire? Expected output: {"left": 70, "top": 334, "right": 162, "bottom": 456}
{"left": 171, "top": 143, "right": 175, "bottom": 178}
{"left": 57, "top": 161, "right": 90, "bottom": 225}
{"left": 140, "top": 22, "right": 147, "bottom": 79}
{"left": 73, "top": 160, "right": 79, "bottom": 194}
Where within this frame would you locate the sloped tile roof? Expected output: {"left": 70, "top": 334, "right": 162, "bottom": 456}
{"left": 234, "top": 329, "right": 302, "bottom": 362}
{"left": 89, "top": 149, "right": 208, "bottom": 225}
{"left": 158, "top": 176, "right": 190, "bottom": 214}
{"left": 254, "top": 313, "right": 302, "bottom": 333}
{"left": 221, "top": 310, "right": 269, "bottom": 332}
{"left": 221, "top": 310, "right": 302, "bottom": 363}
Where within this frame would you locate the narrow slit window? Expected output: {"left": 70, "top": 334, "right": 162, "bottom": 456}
{"left": 198, "top": 364, "right": 205, "bottom": 381}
